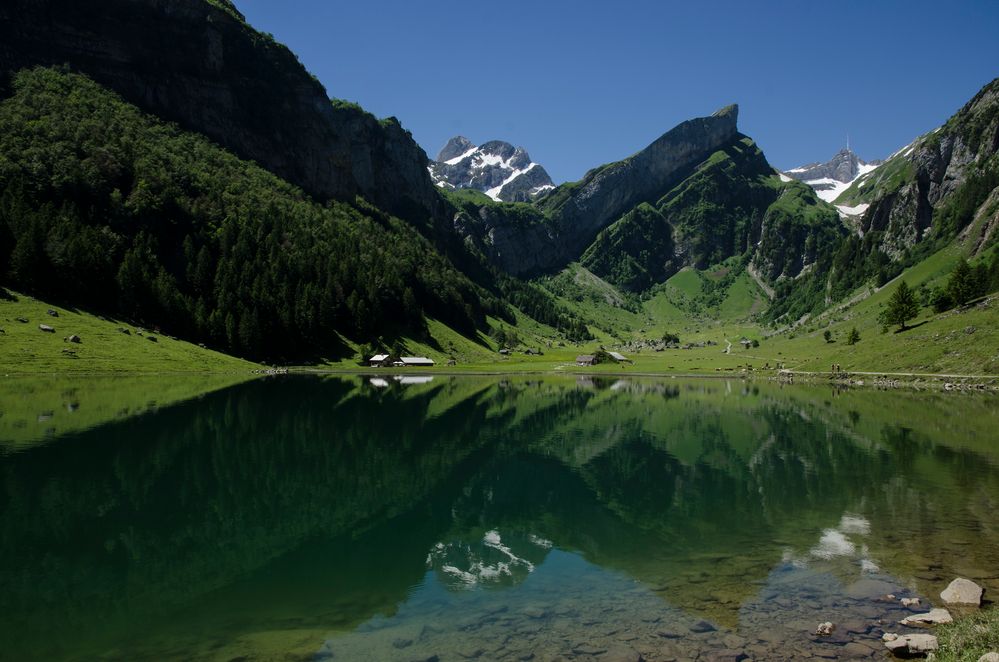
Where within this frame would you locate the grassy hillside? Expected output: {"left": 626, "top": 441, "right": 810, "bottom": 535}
{"left": 0, "top": 290, "right": 258, "bottom": 373}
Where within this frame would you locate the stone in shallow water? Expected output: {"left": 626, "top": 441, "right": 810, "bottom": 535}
{"left": 842, "top": 641, "right": 877, "bottom": 657}
{"left": 596, "top": 646, "right": 643, "bottom": 662}
{"left": 572, "top": 643, "right": 607, "bottom": 655}
{"left": 900, "top": 608, "right": 953, "bottom": 626}
{"left": 702, "top": 649, "right": 748, "bottom": 662}
{"left": 940, "top": 578, "right": 983, "bottom": 606}
{"left": 689, "top": 619, "right": 716, "bottom": 633}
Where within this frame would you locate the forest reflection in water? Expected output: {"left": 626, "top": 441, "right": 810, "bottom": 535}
{"left": 0, "top": 374, "right": 996, "bottom": 660}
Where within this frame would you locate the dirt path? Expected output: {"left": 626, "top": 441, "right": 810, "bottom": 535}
{"left": 746, "top": 264, "right": 775, "bottom": 300}
{"left": 724, "top": 339, "right": 732, "bottom": 354}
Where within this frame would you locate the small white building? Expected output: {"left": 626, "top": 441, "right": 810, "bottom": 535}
{"left": 398, "top": 356, "right": 435, "bottom": 367}
{"left": 368, "top": 353, "right": 390, "bottom": 367}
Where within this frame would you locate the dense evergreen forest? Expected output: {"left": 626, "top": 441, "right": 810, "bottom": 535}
{"left": 0, "top": 68, "right": 588, "bottom": 360}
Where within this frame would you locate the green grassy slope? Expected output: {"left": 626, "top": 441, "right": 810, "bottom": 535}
{"left": 0, "top": 290, "right": 258, "bottom": 373}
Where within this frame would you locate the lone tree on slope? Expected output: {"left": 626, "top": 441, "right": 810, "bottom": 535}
{"left": 879, "top": 281, "right": 920, "bottom": 331}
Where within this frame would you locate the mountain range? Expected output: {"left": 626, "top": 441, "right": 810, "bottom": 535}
{"left": 0, "top": 0, "right": 997, "bottom": 362}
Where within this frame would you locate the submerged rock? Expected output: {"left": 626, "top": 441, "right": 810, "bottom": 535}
{"left": 689, "top": 619, "right": 716, "bottom": 633}
{"left": 900, "top": 608, "right": 952, "bottom": 626}
{"left": 901, "top": 597, "right": 921, "bottom": 607}
{"left": 940, "top": 577, "right": 983, "bottom": 606}
{"left": 815, "top": 621, "right": 835, "bottom": 636}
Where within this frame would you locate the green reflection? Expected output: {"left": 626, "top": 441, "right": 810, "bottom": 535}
{"left": 0, "top": 375, "right": 996, "bottom": 660}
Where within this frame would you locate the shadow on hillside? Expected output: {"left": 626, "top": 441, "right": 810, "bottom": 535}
{"left": 894, "top": 320, "right": 929, "bottom": 333}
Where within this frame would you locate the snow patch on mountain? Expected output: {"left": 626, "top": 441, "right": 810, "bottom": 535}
{"left": 785, "top": 148, "right": 881, "bottom": 217}
{"left": 429, "top": 136, "right": 555, "bottom": 203}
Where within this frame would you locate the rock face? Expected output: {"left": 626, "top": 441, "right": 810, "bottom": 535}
{"left": 541, "top": 105, "right": 741, "bottom": 261}
{"left": 785, "top": 147, "right": 880, "bottom": 202}
{"left": 429, "top": 138, "right": 554, "bottom": 202}
{"left": 0, "top": 0, "right": 445, "bottom": 225}
{"left": 450, "top": 105, "right": 842, "bottom": 284}
{"left": 788, "top": 147, "right": 872, "bottom": 184}
{"left": 940, "top": 577, "right": 984, "bottom": 606}
{"left": 854, "top": 77, "right": 999, "bottom": 259}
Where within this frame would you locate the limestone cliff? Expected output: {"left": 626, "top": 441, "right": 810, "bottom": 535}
{"left": 0, "top": 0, "right": 445, "bottom": 224}
{"left": 841, "top": 77, "right": 999, "bottom": 259}
{"left": 454, "top": 106, "right": 742, "bottom": 276}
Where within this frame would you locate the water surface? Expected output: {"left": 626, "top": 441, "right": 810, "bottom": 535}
{"left": 1, "top": 375, "right": 996, "bottom": 661}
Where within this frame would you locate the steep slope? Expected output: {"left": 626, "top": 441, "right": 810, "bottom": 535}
{"left": 0, "top": 0, "right": 445, "bottom": 226}
{"left": 837, "top": 77, "right": 999, "bottom": 260}
{"left": 449, "top": 109, "right": 842, "bottom": 297}
{"left": 430, "top": 137, "right": 554, "bottom": 202}
{"left": 767, "top": 77, "right": 999, "bottom": 323}
{"left": 450, "top": 106, "right": 742, "bottom": 275}
{"left": 0, "top": 68, "right": 505, "bottom": 361}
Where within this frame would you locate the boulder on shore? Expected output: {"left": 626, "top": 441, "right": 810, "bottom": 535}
{"left": 940, "top": 578, "right": 983, "bottom": 606}
{"left": 883, "top": 632, "right": 938, "bottom": 656}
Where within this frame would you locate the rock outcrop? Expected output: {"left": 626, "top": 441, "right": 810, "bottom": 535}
{"left": 540, "top": 104, "right": 741, "bottom": 260}
{"left": 787, "top": 147, "right": 872, "bottom": 184}
{"left": 0, "top": 0, "right": 445, "bottom": 225}
{"left": 855, "top": 77, "right": 999, "bottom": 259}
{"left": 450, "top": 105, "right": 841, "bottom": 286}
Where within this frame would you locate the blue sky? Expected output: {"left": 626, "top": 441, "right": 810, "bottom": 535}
{"left": 237, "top": 0, "right": 999, "bottom": 183}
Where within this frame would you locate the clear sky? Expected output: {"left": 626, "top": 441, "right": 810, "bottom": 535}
{"left": 236, "top": 0, "right": 999, "bottom": 183}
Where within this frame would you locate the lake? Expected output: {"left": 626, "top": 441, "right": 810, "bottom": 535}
{"left": 1, "top": 374, "right": 997, "bottom": 661}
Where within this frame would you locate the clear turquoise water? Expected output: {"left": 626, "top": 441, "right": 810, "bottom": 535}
{"left": 0, "top": 375, "right": 996, "bottom": 660}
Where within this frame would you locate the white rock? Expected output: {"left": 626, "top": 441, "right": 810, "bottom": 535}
{"left": 940, "top": 577, "right": 984, "bottom": 606}
{"left": 883, "top": 632, "right": 899, "bottom": 642}
{"left": 901, "top": 597, "right": 921, "bottom": 607}
{"left": 977, "top": 653, "right": 999, "bottom": 662}
{"left": 901, "top": 608, "right": 953, "bottom": 626}
{"left": 884, "top": 633, "right": 939, "bottom": 654}
{"left": 816, "top": 621, "right": 835, "bottom": 636}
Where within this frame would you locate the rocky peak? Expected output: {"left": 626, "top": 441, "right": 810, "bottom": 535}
{"left": 784, "top": 147, "right": 881, "bottom": 204}
{"left": 785, "top": 147, "right": 876, "bottom": 185}
{"left": 429, "top": 137, "right": 554, "bottom": 203}
{"left": 437, "top": 136, "right": 475, "bottom": 163}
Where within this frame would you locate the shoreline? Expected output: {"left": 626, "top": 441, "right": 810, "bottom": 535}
{"left": 3, "top": 365, "right": 999, "bottom": 392}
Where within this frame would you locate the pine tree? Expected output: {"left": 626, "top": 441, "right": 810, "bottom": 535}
{"left": 879, "top": 281, "right": 920, "bottom": 331}
{"left": 847, "top": 327, "right": 860, "bottom": 345}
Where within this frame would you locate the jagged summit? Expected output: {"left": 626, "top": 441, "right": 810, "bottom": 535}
{"left": 436, "top": 136, "right": 475, "bottom": 163}
{"left": 429, "top": 138, "right": 554, "bottom": 203}
{"left": 784, "top": 146, "right": 881, "bottom": 207}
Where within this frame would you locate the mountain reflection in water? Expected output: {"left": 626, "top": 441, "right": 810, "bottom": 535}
{"left": 0, "top": 375, "right": 996, "bottom": 661}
